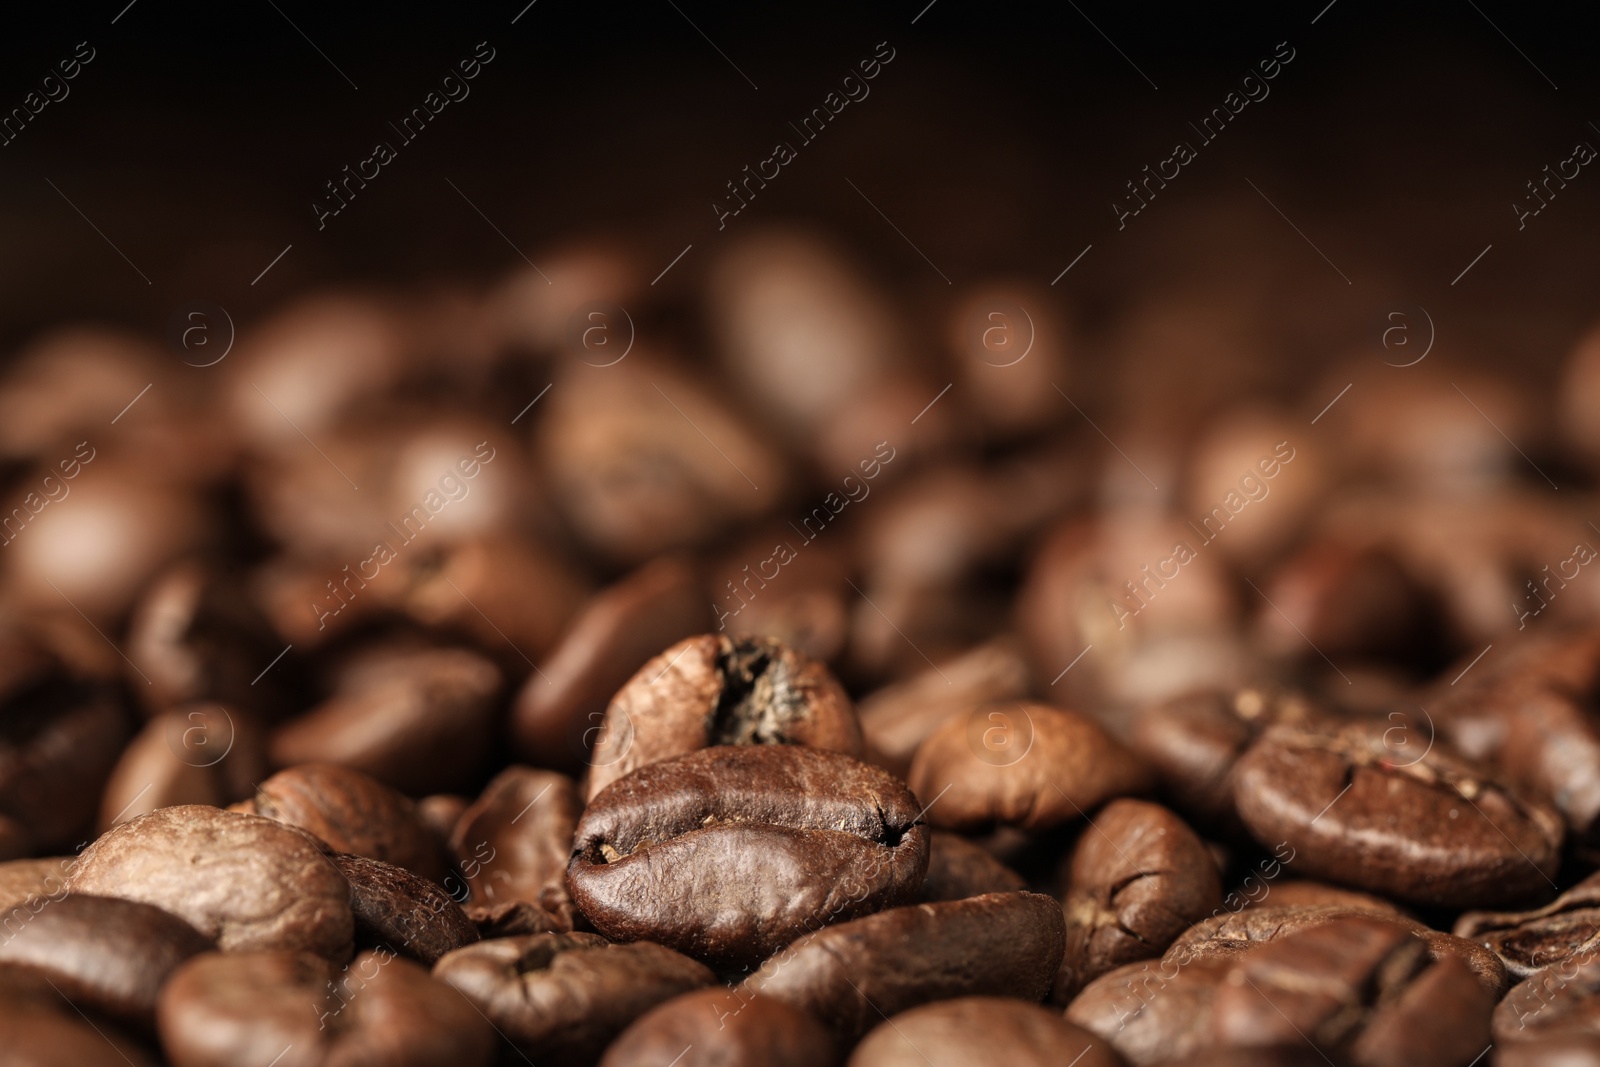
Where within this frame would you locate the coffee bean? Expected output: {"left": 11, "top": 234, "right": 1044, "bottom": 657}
{"left": 99, "top": 705, "right": 268, "bottom": 830}
{"left": 0, "top": 894, "right": 211, "bottom": 1025}
{"left": 1066, "top": 955, "right": 1235, "bottom": 1066}
{"left": 908, "top": 702, "right": 1152, "bottom": 834}
{"left": 414, "top": 794, "right": 468, "bottom": 851}
{"left": 159, "top": 948, "right": 494, "bottom": 1067}
{"left": 850, "top": 996, "right": 1120, "bottom": 1067}
{"left": 0, "top": 856, "right": 73, "bottom": 913}
{"left": 570, "top": 745, "right": 926, "bottom": 966}
{"left": 1232, "top": 718, "right": 1563, "bottom": 907}
{"left": 585, "top": 633, "right": 862, "bottom": 801}
{"left": 1211, "top": 917, "right": 1492, "bottom": 1067}
{"left": 511, "top": 556, "right": 709, "bottom": 773}
{"left": 0, "top": 815, "right": 29, "bottom": 861}
{"left": 1239, "top": 880, "right": 1409, "bottom": 916}
{"left": 329, "top": 852, "right": 478, "bottom": 965}
{"left": 234, "top": 762, "right": 447, "bottom": 882}
{"left": 1493, "top": 954, "right": 1600, "bottom": 1063}
{"left": 449, "top": 765, "right": 580, "bottom": 928}
{"left": 600, "top": 987, "right": 838, "bottom": 1067}
{"left": 66, "top": 805, "right": 354, "bottom": 960}
{"left": 1252, "top": 541, "right": 1442, "bottom": 665}
{"left": 917, "top": 830, "right": 1027, "bottom": 903}
{"left": 271, "top": 647, "right": 502, "bottom": 795}
{"left": 1455, "top": 869, "right": 1600, "bottom": 980}
{"left": 0, "top": 678, "right": 129, "bottom": 850}
{"left": 711, "top": 533, "right": 852, "bottom": 664}
{"left": 1056, "top": 799, "right": 1222, "bottom": 1001}
{"left": 739, "top": 891, "right": 1064, "bottom": 1040}
{"left": 0, "top": 965, "right": 161, "bottom": 1067}
{"left": 433, "top": 932, "right": 713, "bottom": 1065}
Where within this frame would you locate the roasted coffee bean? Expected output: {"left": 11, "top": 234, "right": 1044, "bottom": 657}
{"left": 1211, "top": 918, "right": 1492, "bottom": 1067}
{"left": 739, "top": 892, "right": 1063, "bottom": 1040}
{"left": 850, "top": 996, "right": 1120, "bottom": 1067}
{"left": 918, "top": 830, "right": 1027, "bottom": 902}
{"left": 433, "top": 932, "right": 712, "bottom": 1065}
{"left": 271, "top": 647, "right": 502, "bottom": 795}
{"left": 1456, "top": 869, "right": 1600, "bottom": 980}
{"left": 99, "top": 705, "right": 268, "bottom": 830}
{"left": 329, "top": 852, "right": 478, "bottom": 965}
{"left": 0, "top": 857, "right": 74, "bottom": 912}
{"left": 1232, "top": 718, "right": 1563, "bottom": 908}
{"left": 159, "top": 949, "right": 494, "bottom": 1067}
{"left": 450, "top": 765, "right": 580, "bottom": 928}
{"left": 1128, "top": 686, "right": 1321, "bottom": 831}
{"left": 415, "top": 794, "right": 468, "bottom": 851}
{"left": 711, "top": 533, "right": 851, "bottom": 664}
{"left": 1168, "top": 904, "right": 1509, "bottom": 998}
{"left": 0, "top": 678, "right": 128, "bottom": 850}
{"left": 907, "top": 702, "right": 1151, "bottom": 833}
{"left": 1240, "top": 880, "right": 1409, "bottom": 916}
{"left": 569, "top": 745, "right": 926, "bottom": 966}
{"left": 600, "top": 987, "right": 838, "bottom": 1067}
{"left": 1492, "top": 954, "right": 1600, "bottom": 1063}
{"left": 233, "top": 762, "right": 447, "bottom": 882}
{"left": 66, "top": 805, "right": 354, "bottom": 960}
{"left": 1066, "top": 955, "right": 1235, "bottom": 1066}
{"left": 1055, "top": 799, "right": 1222, "bottom": 1001}
{"left": 858, "top": 636, "right": 1032, "bottom": 778}
{"left": 0, "top": 965, "right": 161, "bottom": 1067}
{"left": 0, "top": 894, "right": 211, "bottom": 1025}
{"left": 511, "top": 556, "right": 709, "bottom": 773}
{"left": 585, "top": 633, "right": 862, "bottom": 800}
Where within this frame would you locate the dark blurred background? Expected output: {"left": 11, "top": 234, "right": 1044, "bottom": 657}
{"left": 1, "top": 0, "right": 1597, "bottom": 382}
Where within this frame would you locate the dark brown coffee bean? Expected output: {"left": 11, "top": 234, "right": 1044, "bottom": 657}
{"left": 1066, "top": 955, "right": 1235, "bottom": 1066}
{"left": 415, "top": 794, "right": 468, "bottom": 851}
{"left": 739, "top": 891, "right": 1063, "bottom": 1040}
{"left": 1056, "top": 799, "right": 1222, "bottom": 1001}
{"left": 711, "top": 532, "right": 851, "bottom": 665}
{"left": 569, "top": 745, "right": 927, "bottom": 967}
{"left": 1212, "top": 918, "right": 1492, "bottom": 1067}
{"left": 329, "top": 852, "right": 478, "bottom": 966}
{"left": 433, "top": 932, "right": 713, "bottom": 1066}
{"left": 0, "top": 678, "right": 128, "bottom": 850}
{"left": 1168, "top": 904, "right": 1509, "bottom": 998}
{"left": 449, "top": 766, "right": 580, "bottom": 928}
{"left": 0, "top": 814, "right": 28, "bottom": 861}
{"left": 98, "top": 705, "right": 268, "bottom": 831}
{"left": 0, "top": 965, "right": 161, "bottom": 1067}
{"left": 908, "top": 702, "right": 1152, "bottom": 833}
{"left": 467, "top": 900, "right": 570, "bottom": 938}
{"left": 1456, "top": 869, "right": 1600, "bottom": 980}
{"left": 271, "top": 647, "right": 502, "bottom": 795}
{"left": 600, "top": 987, "right": 838, "bottom": 1067}
{"left": 585, "top": 633, "right": 862, "bottom": 801}
{"left": 1232, "top": 718, "right": 1563, "bottom": 907}
{"left": 858, "top": 636, "right": 1032, "bottom": 778}
{"left": 1253, "top": 541, "right": 1441, "bottom": 665}
{"left": 0, "top": 894, "right": 211, "bottom": 1025}
{"left": 67, "top": 805, "right": 353, "bottom": 960}
{"left": 917, "top": 830, "right": 1027, "bottom": 902}
{"left": 159, "top": 948, "right": 494, "bottom": 1067}
{"left": 1240, "top": 880, "right": 1409, "bottom": 917}
{"left": 1128, "top": 686, "right": 1321, "bottom": 831}
{"left": 234, "top": 762, "right": 447, "bottom": 882}
{"left": 1493, "top": 954, "right": 1600, "bottom": 1063}
{"left": 850, "top": 996, "right": 1120, "bottom": 1067}
{"left": 511, "top": 556, "right": 709, "bottom": 773}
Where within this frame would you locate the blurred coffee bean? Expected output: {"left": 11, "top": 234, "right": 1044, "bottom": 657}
{"left": 602, "top": 987, "right": 838, "bottom": 1067}
{"left": 433, "top": 932, "right": 712, "bottom": 1066}
{"left": 0, "top": 894, "right": 211, "bottom": 1025}
{"left": 99, "top": 705, "right": 267, "bottom": 830}
{"left": 1561, "top": 319, "right": 1600, "bottom": 465}
{"left": 851, "top": 997, "right": 1122, "bottom": 1067}
{"left": 1184, "top": 407, "right": 1321, "bottom": 563}
{"left": 511, "top": 556, "right": 708, "bottom": 772}
{"left": 414, "top": 794, "right": 468, "bottom": 850}
{"left": 448, "top": 765, "right": 580, "bottom": 927}
{"left": 0, "top": 677, "right": 128, "bottom": 850}
{"left": 1493, "top": 955, "right": 1600, "bottom": 1064}
{"left": 569, "top": 746, "right": 926, "bottom": 967}
{"left": 1211, "top": 918, "right": 1492, "bottom": 1067}
{"left": 535, "top": 354, "right": 784, "bottom": 562}
{"left": 741, "top": 891, "right": 1063, "bottom": 1040}
{"left": 489, "top": 238, "right": 644, "bottom": 353}
{"left": 858, "top": 636, "right": 1032, "bottom": 778}
{"left": 1127, "top": 686, "right": 1321, "bottom": 832}
{"left": 918, "top": 830, "right": 1027, "bottom": 902}
{"left": 711, "top": 532, "right": 850, "bottom": 664}
{"left": 1232, "top": 718, "right": 1563, "bottom": 908}
{"left": 907, "top": 702, "right": 1152, "bottom": 834}
{"left": 0, "top": 965, "right": 161, "bottom": 1067}
{"left": 1066, "top": 955, "right": 1235, "bottom": 1067}
{"left": 271, "top": 646, "right": 501, "bottom": 795}
{"left": 0, "top": 857, "right": 73, "bottom": 912}
{"left": 159, "top": 948, "right": 494, "bottom": 1067}
{"left": 329, "top": 852, "right": 478, "bottom": 965}
{"left": 0, "top": 814, "right": 28, "bottom": 860}
{"left": 233, "top": 763, "right": 447, "bottom": 881}
{"left": 1055, "top": 800, "right": 1222, "bottom": 1000}
{"left": 948, "top": 281, "right": 1073, "bottom": 440}
{"left": 1455, "top": 869, "right": 1600, "bottom": 980}
{"left": 67, "top": 805, "right": 354, "bottom": 960}
{"left": 585, "top": 633, "right": 862, "bottom": 801}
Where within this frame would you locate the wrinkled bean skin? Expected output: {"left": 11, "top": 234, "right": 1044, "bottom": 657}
{"left": 433, "top": 932, "right": 713, "bottom": 1066}
{"left": 329, "top": 852, "right": 479, "bottom": 966}
{"left": 601, "top": 987, "right": 839, "bottom": 1067}
{"left": 569, "top": 746, "right": 928, "bottom": 967}
{"left": 1493, "top": 955, "right": 1600, "bottom": 1064}
{"left": 850, "top": 997, "right": 1123, "bottom": 1067}
{"left": 449, "top": 766, "right": 580, "bottom": 929}
{"left": 1455, "top": 869, "right": 1600, "bottom": 980}
{"left": 740, "top": 892, "right": 1064, "bottom": 1040}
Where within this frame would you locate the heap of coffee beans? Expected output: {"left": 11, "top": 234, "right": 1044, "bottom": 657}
{"left": 0, "top": 229, "right": 1597, "bottom": 1066}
